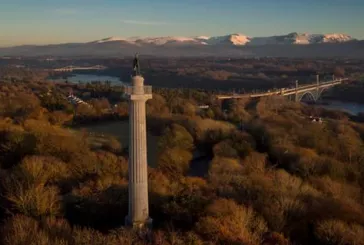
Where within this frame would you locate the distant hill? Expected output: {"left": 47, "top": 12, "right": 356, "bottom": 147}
{"left": 0, "top": 32, "right": 363, "bottom": 58}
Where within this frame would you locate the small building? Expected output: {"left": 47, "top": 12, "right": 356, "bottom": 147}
{"left": 198, "top": 105, "right": 210, "bottom": 109}
{"left": 309, "top": 116, "right": 323, "bottom": 123}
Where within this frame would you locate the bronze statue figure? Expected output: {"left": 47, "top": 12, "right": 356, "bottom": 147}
{"left": 132, "top": 53, "right": 141, "bottom": 76}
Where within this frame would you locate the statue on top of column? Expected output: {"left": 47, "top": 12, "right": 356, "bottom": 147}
{"left": 132, "top": 53, "right": 141, "bottom": 76}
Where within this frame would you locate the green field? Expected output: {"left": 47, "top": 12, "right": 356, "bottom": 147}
{"left": 75, "top": 120, "right": 159, "bottom": 167}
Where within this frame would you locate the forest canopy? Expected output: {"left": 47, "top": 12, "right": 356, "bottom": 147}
{"left": 0, "top": 70, "right": 364, "bottom": 245}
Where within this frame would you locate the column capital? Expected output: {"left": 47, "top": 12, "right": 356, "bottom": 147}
{"left": 127, "top": 94, "right": 152, "bottom": 101}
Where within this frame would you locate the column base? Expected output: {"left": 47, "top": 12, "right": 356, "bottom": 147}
{"left": 125, "top": 216, "right": 153, "bottom": 229}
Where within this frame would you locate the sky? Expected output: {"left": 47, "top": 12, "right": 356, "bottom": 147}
{"left": 0, "top": 0, "right": 363, "bottom": 47}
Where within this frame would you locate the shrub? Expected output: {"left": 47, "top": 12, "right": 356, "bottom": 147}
{"left": 194, "top": 118, "right": 235, "bottom": 141}
{"left": 94, "top": 152, "right": 128, "bottom": 178}
{"left": 41, "top": 217, "right": 73, "bottom": 243}
{"left": 261, "top": 193, "right": 305, "bottom": 232}
{"left": 2, "top": 215, "right": 52, "bottom": 245}
{"left": 196, "top": 199, "right": 267, "bottom": 244}
{"left": 180, "top": 101, "right": 197, "bottom": 117}
{"left": 4, "top": 178, "right": 61, "bottom": 217}
{"left": 315, "top": 219, "right": 364, "bottom": 245}
{"left": 48, "top": 111, "right": 72, "bottom": 125}
{"left": 17, "top": 155, "right": 69, "bottom": 186}
{"left": 152, "top": 230, "right": 204, "bottom": 245}
{"left": 67, "top": 152, "right": 98, "bottom": 179}
{"left": 262, "top": 232, "right": 290, "bottom": 245}
{"left": 157, "top": 148, "right": 193, "bottom": 177}
{"left": 310, "top": 176, "right": 361, "bottom": 201}
{"left": 241, "top": 152, "right": 267, "bottom": 174}
{"left": 0, "top": 129, "right": 37, "bottom": 168}
{"left": 209, "top": 157, "right": 243, "bottom": 177}
{"left": 147, "top": 93, "right": 170, "bottom": 116}
{"left": 149, "top": 170, "right": 179, "bottom": 196}
{"left": 213, "top": 140, "right": 238, "bottom": 158}
{"left": 72, "top": 227, "right": 114, "bottom": 245}
{"left": 158, "top": 123, "right": 194, "bottom": 151}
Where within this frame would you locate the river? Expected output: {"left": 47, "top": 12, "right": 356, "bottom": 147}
{"left": 313, "top": 100, "right": 364, "bottom": 116}
{"left": 50, "top": 74, "right": 125, "bottom": 85}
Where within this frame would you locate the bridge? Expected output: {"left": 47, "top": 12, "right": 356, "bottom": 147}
{"left": 53, "top": 65, "right": 107, "bottom": 72}
{"left": 216, "top": 76, "right": 349, "bottom": 102}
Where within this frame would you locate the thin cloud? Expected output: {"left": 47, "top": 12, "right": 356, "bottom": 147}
{"left": 54, "top": 8, "right": 79, "bottom": 15}
{"left": 121, "top": 19, "right": 170, "bottom": 26}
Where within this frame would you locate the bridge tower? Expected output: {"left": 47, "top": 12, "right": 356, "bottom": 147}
{"left": 125, "top": 54, "right": 153, "bottom": 228}
{"left": 316, "top": 74, "right": 320, "bottom": 97}
{"left": 295, "top": 80, "right": 299, "bottom": 102}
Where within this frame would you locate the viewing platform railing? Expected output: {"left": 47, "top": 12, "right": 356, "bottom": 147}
{"left": 123, "top": 85, "right": 152, "bottom": 95}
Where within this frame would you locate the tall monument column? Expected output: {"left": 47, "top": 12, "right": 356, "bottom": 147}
{"left": 125, "top": 55, "right": 153, "bottom": 228}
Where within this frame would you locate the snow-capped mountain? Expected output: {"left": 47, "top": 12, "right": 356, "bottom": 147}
{"left": 93, "top": 37, "right": 131, "bottom": 43}
{"left": 91, "top": 36, "right": 210, "bottom": 46}
{"left": 205, "top": 33, "right": 251, "bottom": 46}
{"left": 134, "top": 36, "right": 208, "bottom": 45}
{"left": 318, "top": 33, "right": 354, "bottom": 43}
{"left": 91, "top": 32, "right": 355, "bottom": 46}
{"left": 248, "top": 32, "right": 355, "bottom": 45}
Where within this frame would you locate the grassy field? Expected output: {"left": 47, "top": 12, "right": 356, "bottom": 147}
{"left": 74, "top": 120, "right": 159, "bottom": 167}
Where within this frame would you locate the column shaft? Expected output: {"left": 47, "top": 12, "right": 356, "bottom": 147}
{"left": 128, "top": 98, "right": 149, "bottom": 224}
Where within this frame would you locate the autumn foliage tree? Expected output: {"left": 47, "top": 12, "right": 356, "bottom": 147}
{"left": 1, "top": 75, "right": 364, "bottom": 245}
{"left": 157, "top": 124, "right": 194, "bottom": 177}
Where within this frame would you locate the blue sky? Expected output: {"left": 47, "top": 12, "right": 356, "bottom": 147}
{"left": 0, "top": 0, "right": 363, "bottom": 46}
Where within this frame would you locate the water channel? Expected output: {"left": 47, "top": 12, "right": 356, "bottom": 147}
{"left": 50, "top": 74, "right": 125, "bottom": 85}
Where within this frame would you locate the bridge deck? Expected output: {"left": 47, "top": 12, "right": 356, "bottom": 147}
{"left": 216, "top": 78, "right": 348, "bottom": 100}
{"left": 53, "top": 65, "right": 107, "bottom": 72}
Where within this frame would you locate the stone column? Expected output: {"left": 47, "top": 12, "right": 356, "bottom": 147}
{"left": 125, "top": 75, "right": 152, "bottom": 228}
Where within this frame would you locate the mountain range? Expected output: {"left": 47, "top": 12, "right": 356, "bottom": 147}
{"left": 91, "top": 33, "right": 356, "bottom": 46}
{"left": 1, "top": 32, "right": 363, "bottom": 58}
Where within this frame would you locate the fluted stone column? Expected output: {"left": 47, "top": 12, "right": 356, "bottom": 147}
{"left": 125, "top": 75, "right": 152, "bottom": 228}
